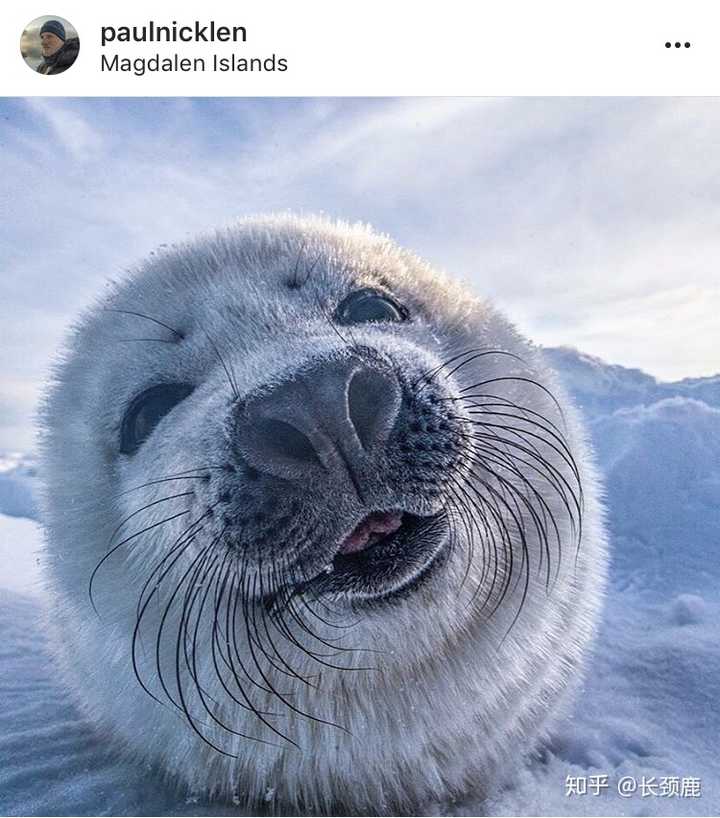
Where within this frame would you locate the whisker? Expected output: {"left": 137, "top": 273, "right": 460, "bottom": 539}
{"left": 89, "top": 508, "right": 191, "bottom": 616}
{"left": 103, "top": 308, "right": 185, "bottom": 340}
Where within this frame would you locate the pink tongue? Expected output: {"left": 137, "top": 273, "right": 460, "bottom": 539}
{"left": 337, "top": 512, "right": 403, "bottom": 555}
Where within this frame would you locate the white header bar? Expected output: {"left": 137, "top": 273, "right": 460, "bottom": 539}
{"left": 1, "top": 0, "right": 719, "bottom": 96}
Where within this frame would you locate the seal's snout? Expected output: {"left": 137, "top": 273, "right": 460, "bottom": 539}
{"left": 235, "top": 354, "right": 401, "bottom": 483}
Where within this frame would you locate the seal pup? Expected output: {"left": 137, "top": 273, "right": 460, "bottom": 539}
{"left": 38, "top": 214, "right": 607, "bottom": 814}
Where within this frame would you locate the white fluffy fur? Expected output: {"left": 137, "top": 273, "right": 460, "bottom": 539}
{"left": 38, "top": 215, "right": 608, "bottom": 814}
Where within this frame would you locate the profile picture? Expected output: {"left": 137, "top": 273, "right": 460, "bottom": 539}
{"left": 20, "top": 15, "right": 79, "bottom": 75}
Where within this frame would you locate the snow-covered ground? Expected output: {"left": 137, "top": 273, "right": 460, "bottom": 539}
{"left": 0, "top": 348, "right": 718, "bottom": 816}
{"left": 0, "top": 452, "right": 39, "bottom": 521}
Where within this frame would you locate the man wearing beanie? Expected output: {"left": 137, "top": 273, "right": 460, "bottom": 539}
{"left": 37, "top": 19, "right": 79, "bottom": 75}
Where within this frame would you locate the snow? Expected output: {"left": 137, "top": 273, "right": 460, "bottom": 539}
{"left": 0, "top": 452, "right": 39, "bottom": 520}
{"left": 480, "top": 364, "right": 720, "bottom": 816}
{"left": 543, "top": 346, "right": 720, "bottom": 416}
{"left": 1, "top": 347, "right": 718, "bottom": 816}
{"left": 0, "top": 513, "right": 44, "bottom": 597}
{"left": 0, "top": 590, "right": 245, "bottom": 818}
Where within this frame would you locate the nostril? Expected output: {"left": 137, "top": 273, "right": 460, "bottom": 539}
{"left": 256, "top": 418, "right": 321, "bottom": 466}
{"left": 347, "top": 367, "right": 401, "bottom": 450}
{"left": 236, "top": 357, "right": 401, "bottom": 480}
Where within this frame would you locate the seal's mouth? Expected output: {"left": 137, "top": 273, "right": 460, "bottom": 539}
{"left": 336, "top": 511, "right": 404, "bottom": 556}
{"left": 302, "top": 509, "right": 450, "bottom": 603}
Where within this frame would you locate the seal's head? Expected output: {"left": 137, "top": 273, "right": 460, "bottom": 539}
{"left": 39, "top": 215, "right": 607, "bottom": 813}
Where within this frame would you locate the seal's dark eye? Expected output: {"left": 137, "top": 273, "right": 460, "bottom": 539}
{"left": 120, "top": 384, "right": 194, "bottom": 455}
{"left": 336, "top": 288, "right": 408, "bottom": 325}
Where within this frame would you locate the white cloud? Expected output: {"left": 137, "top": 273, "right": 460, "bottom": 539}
{"left": 23, "top": 98, "right": 104, "bottom": 161}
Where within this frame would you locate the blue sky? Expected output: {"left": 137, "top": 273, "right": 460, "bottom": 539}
{"left": 1, "top": 97, "right": 719, "bottom": 450}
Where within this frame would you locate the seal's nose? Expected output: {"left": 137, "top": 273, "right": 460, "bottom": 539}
{"left": 235, "top": 355, "right": 402, "bottom": 484}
